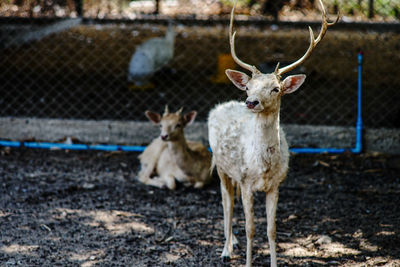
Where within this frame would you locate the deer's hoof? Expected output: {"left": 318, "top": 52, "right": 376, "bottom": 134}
{"left": 221, "top": 256, "right": 230, "bottom": 263}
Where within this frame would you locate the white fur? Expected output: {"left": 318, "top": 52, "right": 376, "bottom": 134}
{"left": 209, "top": 101, "right": 289, "bottom": 192}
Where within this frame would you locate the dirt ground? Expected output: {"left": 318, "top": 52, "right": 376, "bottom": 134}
{"left": 0, "top": 148, "right": 399, "bottom": 266}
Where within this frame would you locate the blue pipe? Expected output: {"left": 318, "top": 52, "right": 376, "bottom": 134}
{"left": 22, "top": 142, "right": 147, "bottom": 152}
{"left": 0, "top": 140, "right": 146, "bottom": 152}
{"left": 289, "top": 51, "right": 363, "bottom": 154}
{"left": 0, "top": 140, "right": 21, "bottom": 148}
{"left": 0, "top": 53, "right": 363, "bottom": 154}
{"left": 351, "top": 51, "right": 363, "bottom": 154}
{"left": 0, "top": 140, "right": 147, "bottom": 152}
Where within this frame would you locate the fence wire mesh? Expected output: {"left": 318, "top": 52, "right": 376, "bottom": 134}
{"left": 0, "top": 0, "right": 399, "bottom": 134}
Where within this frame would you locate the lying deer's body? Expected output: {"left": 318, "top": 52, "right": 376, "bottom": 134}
{"left": 138, "top": 107, "right": 212, "bottom": 190}
{"left": 208, "top": 1, "right": 338, "bottom": 266}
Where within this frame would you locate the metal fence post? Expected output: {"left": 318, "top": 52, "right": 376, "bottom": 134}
{"left": 154, "top": 0, "right": 160, "bottom": 14}
{"left": 368, "top": 0, "right": 374, "bottom": 18}
{"left": 75, "top": 0, "right": 83, "bottom": 17}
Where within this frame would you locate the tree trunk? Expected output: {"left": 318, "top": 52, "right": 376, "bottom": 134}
{"left": 75, "top": 0, "right": 83, "bottom": 16}
{"left": 154, "top": 0, "right": 160, "bottom": 15}
{"left": 368, "top": 0, "right": 374, "bottom": 18}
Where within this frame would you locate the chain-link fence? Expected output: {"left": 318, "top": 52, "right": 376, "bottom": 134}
{"left": 0, "top": 0, "right": 399, "bottom": 143}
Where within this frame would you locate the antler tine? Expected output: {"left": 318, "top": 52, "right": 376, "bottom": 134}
{"left": 164, "top": 105, "right": 169, "bottom": 115}
{"left": 276, "top": 0, "right": 339, "bottom": 76}
{"left": 229, "top": 0, "right": 259, "bottom": 74}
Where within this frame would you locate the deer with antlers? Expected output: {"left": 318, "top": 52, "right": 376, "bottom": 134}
{"left": 208, "top": 0, "right": 339, "bottom": 266}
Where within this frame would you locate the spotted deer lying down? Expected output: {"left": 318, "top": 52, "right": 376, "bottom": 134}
{"left": 138, "top": 106, "right": 212, "bottom": 190}
{"left": 208, "top": 0, "right": 338, "bottom": 266}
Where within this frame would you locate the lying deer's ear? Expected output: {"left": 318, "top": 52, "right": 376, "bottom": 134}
{"left": 145, "top": 111, "right": 162, "bottom": 124}
{"left": 225, "top": 69, "right": 250, "bottom": 91}
{"left": 183, "top": 111, "right": 197, "bottom": 126}
{"left": 282, "top": 75, "right": 306, "bottom": 95}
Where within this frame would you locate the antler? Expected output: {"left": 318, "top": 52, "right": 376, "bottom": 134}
{"left": 164, "top": 105, "right": 169, "bottom": 115}
{"left": 229, "top": 0, "right": 259, "bottom": 74}
{"left": 275, "top": 0, "right": 339, "bottom": 77}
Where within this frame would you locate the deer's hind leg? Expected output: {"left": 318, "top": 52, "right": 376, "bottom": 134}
{"left": 241, "top": 183, "right": 255, "bottom": 267}
{"left": 217, "top": 167, "right": 235, "bottom": 260}
{"left": 266, "top": 188, "right": 279, "bottom": 267}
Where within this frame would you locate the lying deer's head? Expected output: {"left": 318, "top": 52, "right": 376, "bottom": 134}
{"left": 145, "top": 106, "right": 197, "bottom": 142}
{"left": 226, "top": 0, "right": 339, "bottom": 114}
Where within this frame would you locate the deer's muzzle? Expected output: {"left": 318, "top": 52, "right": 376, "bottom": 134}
{"left": 245, "top": 100, "right": 259, "bottom": 110}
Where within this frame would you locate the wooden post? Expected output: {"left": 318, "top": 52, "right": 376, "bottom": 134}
{"left": 154, "top": 0, "right": 160, "bottom": 15}
{"left": 368, "top": 0, "right": 374, "bottom": 19}
{"left": 75, "top": 0, "right": 83, "bottom": 17}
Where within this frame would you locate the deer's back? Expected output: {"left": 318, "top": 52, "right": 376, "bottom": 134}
{"left": 187, "top": 141, "right": 211, "bottom": 162}
{"left": 183, "top": 141, "right": 212, "bottom": 184}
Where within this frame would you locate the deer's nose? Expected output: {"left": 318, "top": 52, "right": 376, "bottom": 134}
{"left": 246, "top": 100, "right": 259, "bottom": 109}
{"left": 161, "top": 134, "right": 169, "bottom": 141}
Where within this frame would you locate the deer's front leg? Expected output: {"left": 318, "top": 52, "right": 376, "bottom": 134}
{"left": 241, "top": 185, "right": 255, "bottom": 267}
{"left": 266, "top": 189, "right": 279, "bottom": 267}
{"left": 218, "top": 168, "right": 234, "bottom": 260}
{"left": 140, "top": 176, "right": 166, "bottom": 189}
{"left": 137, "top": 162, "right": 154, "bottom": 184}
{"left": 162, "top": 174, "right": 176, "bottom": 190}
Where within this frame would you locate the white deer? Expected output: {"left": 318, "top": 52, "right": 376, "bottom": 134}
{"left": 138, "top": 106, "right": 212, "bottom": 190}
{"left": 208, "top": 0, "right": 339, "bottom": 266}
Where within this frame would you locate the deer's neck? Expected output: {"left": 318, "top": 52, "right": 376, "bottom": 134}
{"left": 241, "top": 109, "right": 281, "bottom": 175}
{"left": 168, "top": 135, "right": 191, "bottom": 166}
{"left": 249, "top": 108, "right": 281, "bottom": 150}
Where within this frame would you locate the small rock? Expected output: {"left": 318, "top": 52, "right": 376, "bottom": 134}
{"left": 270, "top": 24, "right": 279, "bottom": 31}
{"left": 316, "top": 235, "right": 332, "bottom": 245}
{"left": 6, "top": 259, "right": 16, "bottom": 265}
{"left": 120, "top": 162, "right": 128, "bottom": 168}
{"left": 82, "top": 182, "right": 95, "bottom": 190}
{"left": 165, "top": 236, "right": 174, "bottom": 242}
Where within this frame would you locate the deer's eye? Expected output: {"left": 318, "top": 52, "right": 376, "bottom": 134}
{"left": 272, "top": 87, "right": 280, "bottom": 93}
{"left": 175, "top": 123, "right": 181, "bottom": 128}
{"left": 245, "top": 86, "right": 249, "bottom": 91}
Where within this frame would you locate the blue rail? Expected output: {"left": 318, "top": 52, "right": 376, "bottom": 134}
{"left": 0, "top": 140, "right": 147, "bottom": 152}
{"left": 290, "top": 51, "right": 363, "bottom": 154}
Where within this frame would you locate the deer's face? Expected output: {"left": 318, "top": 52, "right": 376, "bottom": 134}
{"left": 159, "top": 114, "right": 184, "bottom": 141}
{"left": 145, "top": 108, "right": 197, "bottom": 142}
{"left": 226, "top": 69, "right": 306, "bottom": 113}
{"left": 244, "top": 73, "right": 282, "bottom": 113}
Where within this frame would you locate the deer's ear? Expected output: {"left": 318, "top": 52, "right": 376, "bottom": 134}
{"left": 183, "top": 111, "right": 197, "bottom": 126}
{"left": 282, "top": 75, "right": 306, "bottom": 95}
{"left": 225, "top": 69, "right": 250, "bottom": 91}
{"left": 145, "top": 111, "right": 162, "bottom": 124}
